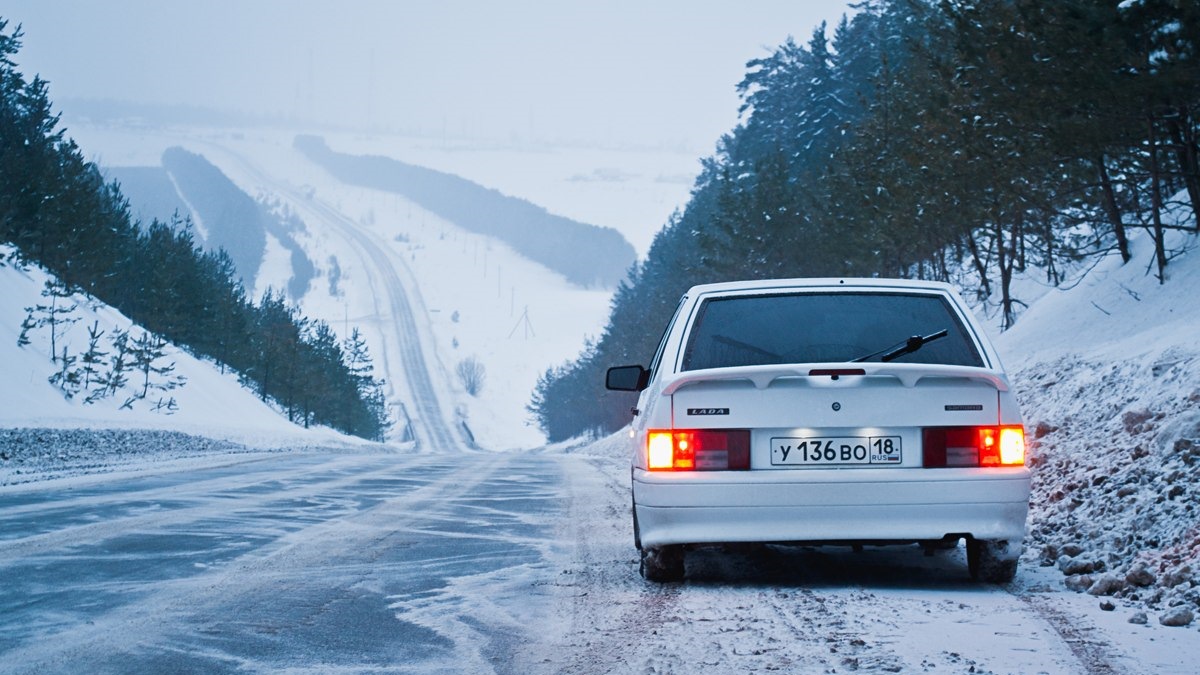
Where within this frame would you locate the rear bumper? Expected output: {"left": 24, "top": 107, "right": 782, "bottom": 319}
{"left": 633, "top": 467, "right": 1030, "bottom": 553}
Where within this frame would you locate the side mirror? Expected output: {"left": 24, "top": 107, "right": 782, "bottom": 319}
{"left": 606, "top": 365, "right": 649, "bottom": 392}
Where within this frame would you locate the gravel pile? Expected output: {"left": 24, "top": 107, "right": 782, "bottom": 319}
{"left": 0, "top": 427, "right": 256, "bottom": 485}
{"left": 1017, "top": 348, "right": 1200, "bottom": 626}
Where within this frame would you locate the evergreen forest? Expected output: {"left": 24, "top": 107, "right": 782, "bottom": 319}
{"left": 0, "top": 20, "right": 391, "bottom": 440}
{"left": 530, "top": 0, "right": 1200, "bottom": 442}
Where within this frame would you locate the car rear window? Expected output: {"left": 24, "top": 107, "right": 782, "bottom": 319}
{"left": 680, "top": 292, "right": 985, "bottom": 371}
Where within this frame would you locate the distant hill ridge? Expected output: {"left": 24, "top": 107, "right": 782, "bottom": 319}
{"left": 294, "top": 135, "right": 635, "bottom": 288}
{"left": 124, "top": 148, "right": 314, "bottom": 302}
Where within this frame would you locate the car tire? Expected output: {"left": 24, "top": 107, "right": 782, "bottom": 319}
{"left": 967, "top": 538, "right": 1018, "bottom": 583}
{"left": 639, "top": 545, "right": 685, "bottom": 582}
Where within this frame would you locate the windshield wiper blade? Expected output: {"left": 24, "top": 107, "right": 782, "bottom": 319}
{"left": 851, "top": 328, "right": 949, "bottom": 363}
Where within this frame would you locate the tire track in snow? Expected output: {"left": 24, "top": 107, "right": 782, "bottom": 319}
{"left": 522, "top": 451, "right": 1112, "bottom": 675}
{"left": 510, "top": 453, "right": 684, "bottom": 674}
{"left": 1018, "top": 593, "right": 1129, "bottom": 675}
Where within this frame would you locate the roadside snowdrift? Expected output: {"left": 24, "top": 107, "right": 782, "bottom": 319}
{"left": 998, "top": 228, "right": 1200, "bottom": 622}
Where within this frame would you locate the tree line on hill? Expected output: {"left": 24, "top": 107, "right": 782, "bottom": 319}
{"left": 0, "top": 20, "right": 390, "bottom": 440}
{"left": 294, "top": 134, "right": 637, "bottom": 288}
{"left": 109, "top": 151, "right": 317, "bottom": 303}
{"left": 530, "top": 0, "right": 1200, "bottom": 442}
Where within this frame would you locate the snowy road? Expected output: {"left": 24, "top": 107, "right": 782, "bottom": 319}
{"left": 196, "top": 141, "right": 463, "bottom": 451}
{"left": 0, "top": 451, "right": 564, "bottom": 673}
{"left": 4, "top": 447, "right": 1197, "bottom": 674}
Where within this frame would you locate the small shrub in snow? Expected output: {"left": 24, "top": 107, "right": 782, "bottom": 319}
{"left": 47, "top": 346, "right": 81, "bottom": 399}
{"left": 456, "top": 356, "right": 485, "bottom": 397}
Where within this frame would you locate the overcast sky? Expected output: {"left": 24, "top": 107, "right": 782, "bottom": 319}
{"left": 6, "top": 1, "right": 854, "bottom": 150}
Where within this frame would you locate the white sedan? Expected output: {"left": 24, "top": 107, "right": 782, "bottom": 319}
{"left": 606, "top": 278, "right": 1030, "bottom": 583}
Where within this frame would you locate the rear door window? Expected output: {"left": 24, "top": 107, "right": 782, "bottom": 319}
{"left": 680, "top": 292, "right": 984, "bottom": 371}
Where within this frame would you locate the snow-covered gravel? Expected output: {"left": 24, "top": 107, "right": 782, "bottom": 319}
{"left": 1016, "top": 350, "right": 1200, "bottom": 623}
{"left": 0, "top": 427, "right": 391, "bottom": 487}
{"left": 990, "top": 225, "right": 1200, "bottom": 626}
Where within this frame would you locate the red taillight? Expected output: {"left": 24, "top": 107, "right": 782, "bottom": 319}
{"left": 923, "top": 426, "right": 1024, "bottom": 467}
{"left": 645, "top": 429, "right": 750, "bottom": 471}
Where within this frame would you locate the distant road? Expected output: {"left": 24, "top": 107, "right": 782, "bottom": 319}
{"left": 200, "top": 144, "right": 462, "bottom": 451}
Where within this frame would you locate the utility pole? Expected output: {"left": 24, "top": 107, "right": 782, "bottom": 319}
{"left": 507, "top": 306, "right": 535, "bottom": 340}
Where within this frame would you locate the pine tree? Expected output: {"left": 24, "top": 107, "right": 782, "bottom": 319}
{"left": 129, "top": 332, "right": 182, "bottom": 399}
{"left": 105, "top": 328, "right": 132, "bottom": 398}
{"left": 48, "top": 345, "right": 80, "bottom": 398}
{"left": 79, "top": 320, "right": 107, "bottom": 392}
{"left": 16, "top": 308, "right": 34, "bottom": 347}
{"left": 26, "top": 280, "right": 79, "bottom": 361}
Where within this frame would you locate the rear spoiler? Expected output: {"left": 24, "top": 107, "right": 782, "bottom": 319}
{"left": 660, "top": 362, "right": 1010, "bottom": 396}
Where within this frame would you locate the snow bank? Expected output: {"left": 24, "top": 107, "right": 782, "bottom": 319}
{"left": 0, "top": 427, "right": 251, "bottom": 486}
{"left": 0, "top": 426, "right": 398, "bottom": 487}
{"left": 998, "top": 227, "right": 1200, "bottom": 620}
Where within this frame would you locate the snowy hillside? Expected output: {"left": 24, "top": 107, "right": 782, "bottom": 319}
{"left": 63, "top": 124, "right": 690, "bottom": 449}
{"left": 995, "top": 226, "right": 1200, "bottom": 620}
{"left": 0, "top": 247, "right": 357, "bottom": 449}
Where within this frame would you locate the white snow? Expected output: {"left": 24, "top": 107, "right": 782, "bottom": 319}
{"left": 991, "top": 224, "right": 1200, "bottom": 627}
{"left": 3, "top": 120, "right": 1200, "bottom": 671}
{"left": 0, "top": 246, "right": 352, "bottom": 448}
{"left": 51, "top": 124, "right": 694, "bottom": 449}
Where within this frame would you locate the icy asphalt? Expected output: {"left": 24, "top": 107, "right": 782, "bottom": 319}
{"left": 3, "top": 446, "right": 1199, "bottom": 674}
{"left": 0, "top": 450, "right": 561, "bottom": 673}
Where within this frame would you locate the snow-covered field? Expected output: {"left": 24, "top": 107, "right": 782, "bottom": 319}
{"left": 3, "top": 121, "right": 1200, "bottom": 672}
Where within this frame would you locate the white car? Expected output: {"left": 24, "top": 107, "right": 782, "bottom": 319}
{"left": 606, "top": 278, "right": 1030, "bottom": 583}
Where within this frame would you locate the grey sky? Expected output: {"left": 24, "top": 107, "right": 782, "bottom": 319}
{"left": 5, "top": 1, "right": 853, "bottom": 150}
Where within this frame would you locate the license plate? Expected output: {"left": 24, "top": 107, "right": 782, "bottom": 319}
{"left": 770, "top": 436, "right": 902, "bottom": 466}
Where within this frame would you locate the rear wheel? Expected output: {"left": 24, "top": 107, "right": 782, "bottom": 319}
{"left": 639, "top": 545, "right": 685, "bottom": 582}
{"left": 967, "top": 538, "right": 1018, "bottom": 583}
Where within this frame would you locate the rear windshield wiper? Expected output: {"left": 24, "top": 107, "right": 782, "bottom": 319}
{"left": 851, "top": 328, "right": 949, "bottom": 363}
